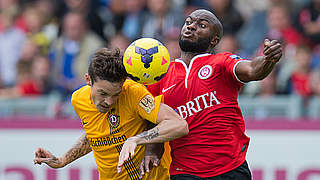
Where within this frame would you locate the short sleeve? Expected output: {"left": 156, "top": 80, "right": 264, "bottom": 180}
{"left": 127, "top": 81, "right": 164, "bottom": 124}
{"left": 71, "top": 91, "right": 81, "bottom": 118}
{"left": 136, "top": 94, "right": 164, "bottom": 124}
{"left": 70, "top": 86, "right": 94, "bottom": 121}
{"left": 222, "top": 53, "right": 249, "bottom": 84}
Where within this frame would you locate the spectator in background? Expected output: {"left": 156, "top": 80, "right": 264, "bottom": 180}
{"left": 0, "top": 54, "right": 50, "bottom": 97}
{"left": 105, "top": 0, "right": 127, "bottom": 33}
{"left": 0, "top": 9, "right": 25, "bottom": 87}
{"left": 49, "top": 11, "right": 104, "bottom": 97}
{"left": 0, "top": 0, "right": 21, "bottom": 32}
{"left": 107, "top": 33, "right": 130, "bottom": 52}
{"left": 34, "top": 0, "right": 59, "bottom": 42}
{"left": 163, "top": 27, "right": 181, "bottom": 61}
{"left": 95, "top": 0, "right": 125, "bottom": 42}
{"left": 237, "top": 0, "right": 290, "bottom": 57}
{"left": 242, "top": 4, "right": 304, "bottom": 97}
{"left": 266, "top": 4, "right": 306, "bottom": 94}
{"left": 19, "top": 37, "right": 40, "bottom": 61}
{"left": 216, "top": 34, "right": 240, "bottom": 54}
{"left": 266, "top": 4, "right": 304, "bottom": 48}
{"left": 121, "top": 0, "right": 146, "bottom": 40}
{"left": 57, "top": 0, "right": 106, "bottom": 40}
{"left": 295, "top": 0, "right": 320, "bottom": 69}
{"left": 22, "top": 7, "right": 50, "bottom": 55}
{"left": 295, "top": 0, "right": 320, "bottom": 45}
{"left": 0, "top": 60, "right": 39, "bottom": 97}
{"left": 142, "top": 0, "right": 184, "bottom": 42}
{"left": 32, "top": 55, "right": 51, "bottom": 94}
{"left": 290, "top": 44, "right": 313, "bottom": 98}
{"left": 0, "top": 60, "right": 40, "bottom": 97}
{"left": 206, "top": 0, "right": 244, "bottom": 35}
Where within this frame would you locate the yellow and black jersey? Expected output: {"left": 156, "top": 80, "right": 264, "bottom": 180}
{"left": 71, "top": 79, "right": 170, "bottom": 180}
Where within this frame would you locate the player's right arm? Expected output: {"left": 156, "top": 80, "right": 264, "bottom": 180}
{"left": 33, "top": 133, "right": 92, "bottom": 168}
{"left": 139, "top": 121, "right": 164, "bottom": 178}
{"left": 235, "top": 39, "right": 282, "bottom": 82}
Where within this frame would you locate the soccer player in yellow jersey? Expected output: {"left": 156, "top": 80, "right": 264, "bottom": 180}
{"left": 33, "top": 48, "right": 188, "bottom": 180}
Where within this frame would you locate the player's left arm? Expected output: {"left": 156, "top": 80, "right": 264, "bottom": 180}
{"left": 117, "top": 103, "right": 188, "bottom": 173}
{"left": 139, "top": 121, "right": 164, "bottom": 178}
{"left": 235, "top": 39, "right": 282, "bottom": 82}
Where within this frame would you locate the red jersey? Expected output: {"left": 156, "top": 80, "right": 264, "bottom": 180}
{"left": 147, "top": 53, "right": 250, "bottom": 177}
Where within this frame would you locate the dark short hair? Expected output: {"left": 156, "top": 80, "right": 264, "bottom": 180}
{"left": 88, "top": 48, "right": 127, "bottom": 84}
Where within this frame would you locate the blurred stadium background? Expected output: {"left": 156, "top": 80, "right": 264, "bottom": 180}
{"left": 0, "top": 0, "right": 320, "bottom": 179}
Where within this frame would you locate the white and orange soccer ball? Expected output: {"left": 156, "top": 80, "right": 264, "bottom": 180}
{"left": 123, "top": 38, "right": 170, "bottom": 85}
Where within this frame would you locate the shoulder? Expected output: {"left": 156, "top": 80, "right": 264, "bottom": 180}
{"left": 122, "top": 79, "right": 149, "bottom": 98}
{"left": 123, "top": 79, "right": 147, "bottom": 91}
{"left": 213, "top": 52, "right": 246, "bottom": 61}
{"left": 165, "top": 60, "right": 184, "bottom": 74}
{"left": 122, "top": 79, "right": 153, "bottom": 109}
{"left": 71, "top": 85, "right": 91, "bottom": 106}
{"left": 213, "top": 52, "right": 234, "bottom": 59}
{"left": 169, "top": 60, "right": 180, "bottom": 66}
{"left": 167, "top": 61, "right": 179, "bottom": 70}
{"left": 201, "top": 53, "right": 229, "bottom": 65}
{"left": 190, "top": 53, "right": 228, "bottom": 62}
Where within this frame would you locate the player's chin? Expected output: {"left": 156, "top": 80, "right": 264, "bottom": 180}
{"left": 98, "top": 106, "right": 109, "bottom": 113}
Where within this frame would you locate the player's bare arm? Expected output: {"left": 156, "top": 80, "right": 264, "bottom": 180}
{"left": 117, "top": 103, "right": 188, "bottom": 173}
{"left": 139, "top": 121, "right": 164, "bottom": 178}
{"left": 235, "top": 39, "right": 282, "bottom": 82}
{"left": 34, "top": 133, "right": 92, "bottom": 168}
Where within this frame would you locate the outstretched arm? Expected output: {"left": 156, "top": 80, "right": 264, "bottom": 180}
{"left": 236, "top": 39, "right": 282, "bottom": 82}
{"left": 117, "top": 103, "right": 188, "bottom": 173}
{"left": 34, "top": 133, "right": 92, "bottom": 168}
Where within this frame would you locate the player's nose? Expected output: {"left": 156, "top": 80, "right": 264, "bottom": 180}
{"left": 187, "top": 22, "right": 196, "bottom": 31}
{"left": 104, "top": 97, "right": 114, "bottom": 106}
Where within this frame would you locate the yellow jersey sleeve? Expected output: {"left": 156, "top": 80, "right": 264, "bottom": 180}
{"left": 71, "top": 85, "right": 97, "bottom": 127}
{"left": 125, "top": 81, "right": 163, "bottom": 124}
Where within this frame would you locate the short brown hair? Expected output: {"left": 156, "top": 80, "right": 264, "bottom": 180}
{"left": 88, "top": 48, "right": 127, "bottom": 84}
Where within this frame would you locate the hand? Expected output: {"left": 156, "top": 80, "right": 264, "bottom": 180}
{"left": 139, "top": 155, "right": 160, "bottom": 179}
{"left": 117, "top": 137, "right": 138, "bottom": 173}
{"left": 263, "top": 39, "right": 282, "bottom": 63}
{"left": 33, "top": 147, "right": 65, "bottom": 168}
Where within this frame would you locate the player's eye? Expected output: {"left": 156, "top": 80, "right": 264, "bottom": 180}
{"left": 185, "top": 20, "right": 191, "bottom": 25}
{"left": 100, "top": 92, "right": 108, "bottom": 96}
{"left": 200, "top": 24, "right": 206, "bottom": 28}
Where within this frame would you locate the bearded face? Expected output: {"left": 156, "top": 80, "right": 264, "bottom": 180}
{"left": 178, "top": 34, "right": 213, "bottom": 53}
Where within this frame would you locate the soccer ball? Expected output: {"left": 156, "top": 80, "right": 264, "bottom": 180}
{"left": 123, "top": 38, "right": 170, "bottom": 85}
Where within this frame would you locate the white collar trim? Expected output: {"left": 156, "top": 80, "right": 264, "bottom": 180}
{"left": 175, "top": 53, "right": 211, "bottom": 88}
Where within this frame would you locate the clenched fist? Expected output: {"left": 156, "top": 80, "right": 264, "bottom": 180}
{"left": 263, "top": 39, "right": 282, "bottom": 63}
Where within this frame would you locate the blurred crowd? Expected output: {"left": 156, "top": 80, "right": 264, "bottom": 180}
{"left": 0, "top": 0, "right": 319, "bottom": 111}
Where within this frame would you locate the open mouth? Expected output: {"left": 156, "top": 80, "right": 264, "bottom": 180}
{"left": 182, "top": 31, "right": 193, "bottom": 39}
{"left": 100, "top": 104, "right": 109, "bottom": 109}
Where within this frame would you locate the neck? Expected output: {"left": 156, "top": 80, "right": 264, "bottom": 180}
{"left": 180, "top": 51, "right": 206, "bottom": 67}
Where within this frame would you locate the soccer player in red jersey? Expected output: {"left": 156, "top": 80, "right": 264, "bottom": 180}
{"left": 147, "top": 9, "right": 282, "bottom": 180}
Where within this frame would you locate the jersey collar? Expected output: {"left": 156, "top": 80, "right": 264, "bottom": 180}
{"left": 175, "top": 53, "right": 211, "bottom": 88}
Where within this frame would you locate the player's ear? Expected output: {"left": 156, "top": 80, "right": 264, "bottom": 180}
{"left": 85, "top": 73, "right": 92, "bottom": 86}
{"left": 210, "top": 35, "right": 220, "bottom": 49}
